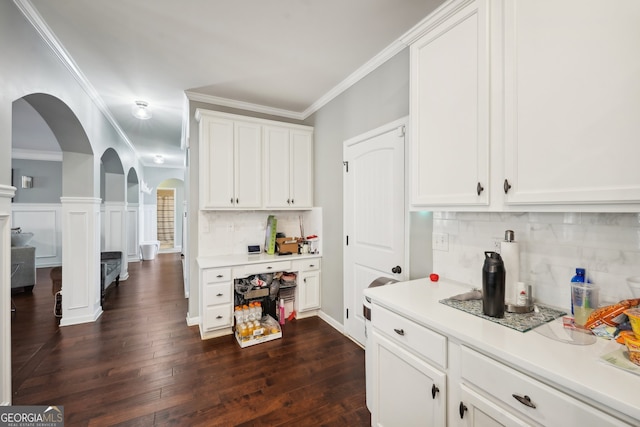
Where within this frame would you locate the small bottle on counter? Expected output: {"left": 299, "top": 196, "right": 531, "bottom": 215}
{"left": 279, "top": 298, "right": 286, "bottom": 325}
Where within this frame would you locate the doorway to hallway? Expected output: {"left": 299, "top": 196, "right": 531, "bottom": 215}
{"left": 156, "top": 188, "right": 175, "bottom": 250}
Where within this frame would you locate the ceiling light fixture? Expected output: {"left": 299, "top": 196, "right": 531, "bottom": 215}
{"left": 132, "top": 100, "right": 152, "bottom": 120}
{"left": 153, "top": 154, "right": 165, "bottom": 164}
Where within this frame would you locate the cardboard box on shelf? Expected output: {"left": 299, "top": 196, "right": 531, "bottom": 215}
{"left": 276, "top": 237, "right": 298, "bottom": 254}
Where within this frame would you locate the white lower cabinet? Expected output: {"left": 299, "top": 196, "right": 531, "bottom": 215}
{"left": 294, "top": 259, "right": 321, "bottom": 314}
{"left": 199, "top": 257, "right": 322, "bottom": 339}
{"left": 200, "top": 268, "right": 233, "bottom": 338}
{"left": 368, "top": 304, "right": 633, "bottom": 427}
{"left": 458, "top": 346, "right": 632, "bottom": 427}
{"left": 370, "top": 304, "right": 446, "bottom": 427}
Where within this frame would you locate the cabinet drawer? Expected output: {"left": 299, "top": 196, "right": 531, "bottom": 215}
{"left": 372, "top": 304, "right": 447, "bottom": 369}
{"left": 295, "top": 258, "right": 321, "bottom": 272}
{"left": 234, "top": 261, "right": 292, "bottom": 277}
{"left": 203, "top": 304, "right": 232, "bottom": 331}
{"left": 203, "top": 268, "right": 231, "bottom": 283}
{"left": 203, "top": 282, "right": 232, "bottom": 305}
{"left": 460, "top": 346, "right": 629, "bottom": 426}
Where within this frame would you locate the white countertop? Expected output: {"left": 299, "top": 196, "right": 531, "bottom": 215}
{"left": 197, "top": 252, "right": 321, "bottom": 269}
{"left": 364, "top": 277, "right": 640, "bottom": 423}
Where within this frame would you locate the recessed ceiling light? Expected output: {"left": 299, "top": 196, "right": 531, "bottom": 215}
{"left": 132, "top": 100, "right": 152, "bottom": 120}
{"left": 153, "top": 154, "right": 165, "bottom": 164}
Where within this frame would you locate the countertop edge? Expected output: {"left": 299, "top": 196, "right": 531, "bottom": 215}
{"left": 197, "top": 253, "right": 321, "bottom": 269}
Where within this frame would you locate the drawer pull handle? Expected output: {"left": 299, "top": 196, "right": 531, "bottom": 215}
{"left": 216, "top": 293, "right": 223, "bottom": 297}
{"left": 459, "top": 402, "right": 467, "bottom": 419}
{"left": 512, "top": 394, "right": 536, "bottom": 409}
{"left": 431, "top": 384, "right": 439, "bottom": 399}
{"left": 216, "top": 274, "right": 224, "bottom": 278}
{"left": 393, "top": 328, "right": 405, "bottom": 336}
{"left": 216, "top": 315, "right": 223, "bottom": 319}
{"left": 309, "top": 264, "right": 315, "bottom": 267}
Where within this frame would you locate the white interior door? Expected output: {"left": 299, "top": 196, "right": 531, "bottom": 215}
{"left": 344, "top": 118, "right": 406, "bottom": 346}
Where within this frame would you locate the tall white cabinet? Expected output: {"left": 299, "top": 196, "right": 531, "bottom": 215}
{"left": 196, "top": 109, "right": 314, "bottom": 210}
{"left": 410, "top": 0, "right": 490, "bottom": 207}
{"left": 409, "top": 0, "right": 640, "bottom": 211}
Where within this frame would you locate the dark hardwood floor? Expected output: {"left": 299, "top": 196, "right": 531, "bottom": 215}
{"left": 10, "top": 254, "right": 370, "bottom": 426}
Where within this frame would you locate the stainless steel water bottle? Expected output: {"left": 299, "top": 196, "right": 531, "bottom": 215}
{"left": 482, "top": 251, "right": 506, "bottom": 318}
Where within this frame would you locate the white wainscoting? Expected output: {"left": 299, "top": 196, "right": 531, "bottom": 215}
{"left": 127, "top": 204, "right": 140, "bottom": 262}
{"left": 11, "top": 203, "right": 62, "bottom": 268}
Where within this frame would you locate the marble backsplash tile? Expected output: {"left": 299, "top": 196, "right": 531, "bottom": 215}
{"left": 198, "top": 209, "right": 322, "bottom": 257}
{"left": 432, "top": 212, "right": 640, "bottom": 310}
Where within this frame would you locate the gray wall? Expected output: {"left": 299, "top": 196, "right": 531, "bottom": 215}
{"left": 305, "top": 48, "right": 413, "bottom": 324}
{"left": 10, "top": 159, "right": 62, "bottom": 203}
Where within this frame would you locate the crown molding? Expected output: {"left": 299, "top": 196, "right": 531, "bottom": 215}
{"left": 12, "top": 148, "right": 63, "bottom": 162}
{"left": 185, "top": 91, "right": 307, "bottom": 121}
{"left": 13, "top": 0, "right": 141, "bottom": 162}
{"left": 186, "top": 37, "right": 410, "bottom": 121}
{"left": 302, "top": 38, "right": 409, "bottom": 118}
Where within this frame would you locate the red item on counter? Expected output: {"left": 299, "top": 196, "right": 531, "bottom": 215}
{"left": 429, "top": 273, "right": 439, "bottom": 282}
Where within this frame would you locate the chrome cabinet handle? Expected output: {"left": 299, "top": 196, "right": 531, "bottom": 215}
{"left": 512, "top": 394, "right": 536, "bottom": 409}
{"left": 393, "top": 328, "right": 405, "bottom": 336}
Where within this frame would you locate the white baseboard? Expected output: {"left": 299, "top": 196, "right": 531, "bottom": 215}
{"left": 318, "top": 310, "right": 344, "bottom": 334}
{"left": 186, "top": 315, "right": 199, "bottom": 327}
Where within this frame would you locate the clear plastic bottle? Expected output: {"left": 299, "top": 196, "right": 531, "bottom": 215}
{"left": 570, "top": 268, "right": 587, "bottom": 315}
{"left": 255, "top": 301, "right": 262, "bottom": 320}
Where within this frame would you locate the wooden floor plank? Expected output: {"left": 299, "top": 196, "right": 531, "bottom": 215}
{"left": 11, "top": 254, "right": 370, "bottom": 426}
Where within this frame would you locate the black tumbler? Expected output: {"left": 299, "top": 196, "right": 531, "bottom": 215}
{"left": 482, "top": 251, "right": 505, "bottom": 318}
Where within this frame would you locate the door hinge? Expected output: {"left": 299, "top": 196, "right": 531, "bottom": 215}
{"left": 346, "top": 235, "right": 349, "bottom": 246}
{"left": 397, "top": 125, "right": 406, "bottom": 137}
{"left": 346, "top": 308, "right": 349, "bottom": 319}
{"left": 343, "top": 161, "right": 349, "bottom": 172}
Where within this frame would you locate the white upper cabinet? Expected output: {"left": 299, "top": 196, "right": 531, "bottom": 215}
{"left": 197, "top": 112, "right": 261, "bottom": 209}
{"left": 502, "top": 0, "right": 640, "bottom": 207}
{"left": 410, "top": 0, "right": 640, "bottom": 211}
{"left": 263, "top": 125, "right": 314, "bottom": 209}
{"left": 410, "top": 0, "right": 490, "bottom": 208}
{"left": 196, "top": 109, "right": 314, "bottom": 210}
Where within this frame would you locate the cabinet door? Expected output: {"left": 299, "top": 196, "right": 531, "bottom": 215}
{"left": 290, "top": 130, "right": 313, "bottom": 208}
{"left": 263, "top": 126, "right": 291, "bottom": 208}
{"left": 410, "top": 0, "right": 490, "bottom": 207}
{"left": 371, "top": 331, "right": 446, "bottom": 427}
{"left": 199, "top": 117, "right": 235, "bottom": 209}
{"left": 298, "top": 270, "right": 320, "bottom": 312}
{"left": 234, "top": 121, "right": 262, "bottom": 208}
{"left": 502, "top": 0, "right": 640, "bottom": 205}
{"left": 459, "top": 384, "right": 533, "bottom": 427}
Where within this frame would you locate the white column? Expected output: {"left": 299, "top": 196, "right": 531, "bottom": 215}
{"left": 104, "top": 201, "right": 128, "bottom": 281}
{"left": 59, "top": 197, "right": 102, "bottom": 326}
{"left": 0, "top": 184, "right": 16, "bottom": 405}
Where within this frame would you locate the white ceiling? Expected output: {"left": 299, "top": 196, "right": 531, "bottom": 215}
{"left": 16, "top": 0, "right": 444, "bottom": 168}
